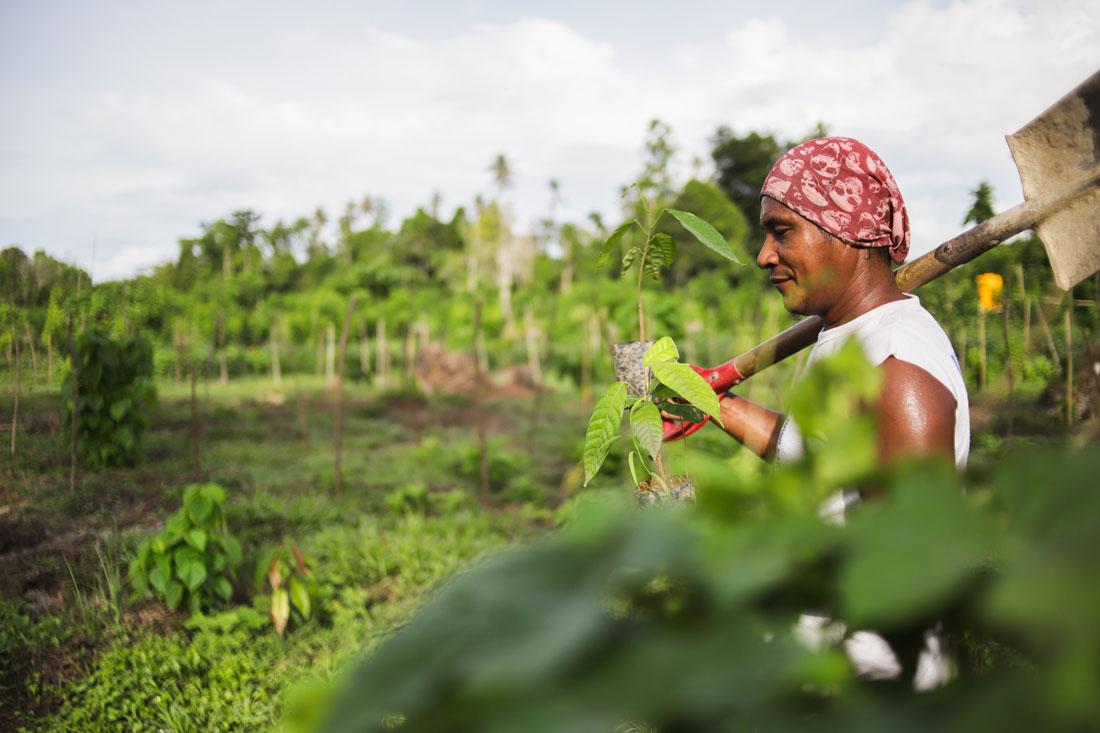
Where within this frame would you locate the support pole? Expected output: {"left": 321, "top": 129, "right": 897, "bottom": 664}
{"left": 333, "top": 296, "right": 357, "bottom": 495}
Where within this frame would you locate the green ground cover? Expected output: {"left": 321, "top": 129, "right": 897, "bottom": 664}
{"left": 0, "top": 376, "right": 580, "bottom": 731}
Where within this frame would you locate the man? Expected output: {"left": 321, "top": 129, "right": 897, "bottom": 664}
{"left": 710, "top": 137, "right": 970, "bottom": 689}
{"left": 713, "top": 137, "right": 969, "bottom": 474}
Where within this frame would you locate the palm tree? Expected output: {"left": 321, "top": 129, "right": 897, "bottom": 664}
{"left": 489, "top": 154, "right": 513, "bottom": 195}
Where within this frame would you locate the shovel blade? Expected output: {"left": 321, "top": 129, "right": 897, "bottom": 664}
{"left": 1007, "top": 68, "right": 1100, "bottom": 291}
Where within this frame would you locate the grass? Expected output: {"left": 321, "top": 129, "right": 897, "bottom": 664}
{"left": 0, "top": 373, "right": 589, "bottom": 730}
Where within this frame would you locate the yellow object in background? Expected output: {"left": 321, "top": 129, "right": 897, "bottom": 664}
{"left": 976, "top": 272, "right": 1003, "bottom": 313}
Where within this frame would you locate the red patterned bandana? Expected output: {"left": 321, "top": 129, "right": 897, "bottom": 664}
{"left": 761, "top": 137, "right": 910, "bottom": 264}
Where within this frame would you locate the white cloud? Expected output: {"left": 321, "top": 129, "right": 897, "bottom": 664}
{"left": 1, "top": 0, "right": 1098, "bottom": 279}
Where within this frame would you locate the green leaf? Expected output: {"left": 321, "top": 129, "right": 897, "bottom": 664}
{"left": 627, "top": 450, "right": 642, "bottom": 488}
{"left": 289, "top": 576, "right": 311, "bottom": 620}
{"left": 136, "top": 541, "right": 151, "bottom": 568}
{"left": 650, "top": 362, "right": 721, "bottom": 420}
{"left": 650, "top": 232, "right": 676, "bottom": 266}
{"left": 184, "top": 528, "right": 207, "bottom": 553}
{"left": 212, "top": 575, "right": 233, "bottom": 602}
{"left": 128, "top": 559, "right": 149, "bottom": 595}
{"left": 109, "top": 397, "right": 131, "bottom": 421}
{"left": 166, "top": 513, "right": 189, "bottom": 534}
{"left": 667, "top": 208, "right": 743, "bottom": 263}
{"left": 178, "top": 560, "right": 208, "bottom": 593}
{"left": 582, "top": 382, "right": 629, "bottom": 486}
{"left": 220, "top": 535, "right": 242, "bottom": 565}
{"left": 164, "top": 581, "right": 184, "bottom": 609}
{"left": 148, "top": 564, "right": 168, "bottom": 595}
{"left": 621, "top": 246, "right": 640, "bottom": 271}
{"left": 643, "top": 233, "right": 676, "bottom": 279}
{"left": 596, "top": 220, "right": 637, "bottom": 268}
{"left": 271, "top": 587, "right": 290, "bottom": 635}
{"left": 643, "top": 337, "right": 679, "bottom": 367}
{"left": 204, "top": 483, "right": 226, "bottom": 506}
{"left": 173, "top": 545, "right": 200, "bottom": 572}
{"left": 841, "top": 470, "right": 991, "bottom": 628}
{"left": 630, "top": 401, "right": 663, "bottom": 460}
{"left": 657, "top": 401, "right": 706, "bottom": 424}
{"left": 184, "top": 486, "right": 214, "bottom": 526}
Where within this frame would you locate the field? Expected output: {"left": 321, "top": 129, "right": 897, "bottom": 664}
{"left": 0, "top": 371, "right": 589, "bottom": 731}
{"left": 3, "top": 340, "right": 1097, "bottom": 730}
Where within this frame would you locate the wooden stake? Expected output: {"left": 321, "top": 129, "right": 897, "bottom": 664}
{"left": 1001, "top": 299, "right": 1014, "bottom": 437}
{"left": 959, "top": 326, "right": 968, "bottom": 380}
{"left": 270, "top": 322, "right": 282, "bottom": 387}
{"left": 358, "top": 320, "right": 370, "bottom": 377}
{"left": 325, "top": 323, "right": 336, "bottom": 386}
{"left": 23, "top": 321, "right": 37, "bottom": 390}
{"left": 218, "top": 313, "right": 228, "bottom": 385}
{"left": 9, "top": 297, "right": 19, "bottom": 458}
{"left": 296, "top": 379, "right": 310, "bottom": 452}
{"left": 47, "top": 331, "right": 53, "bottom": 385}
{"left": 402, "top": 321, "right": 415, "bottom": 390}
{"left": 526, "top": 306, "right": 542, "bottom": 453}
{"left": 978, "top": 312, "right": 987, "bottom": 391}
{"left": 473, "top": 298, "right": 490, "bottom": 507}
{"left": 183, "top": 342, "right": 201, "bottom": 482}
{"left": 524, "top": 306, "right": 542, "bottom": 385}
{"left": 173, "top": 320, "right": 181, "bottom": 385}
{"left": 66, "top": 314, "right": 78, "bottom": 491}
{"left": 376, "top": 317, "right": 388, "bottom": 390}
{"left": 1023, "top": 296, "right": 1032, "bottom": 358}
{"left": 1035, "top": 298, "right": 1061, "bottom": 370}
{"left": 1065, "top": 306, "right": 1073, "bottom": 427}
{"left": 580, "top": 314, "right": 591, "bottom": 406}
{"left": 1016, "top": 263, "right": 1030, "bottom": 358}
{"left": 333, "top": 296, "right": 357, "bottom": 495}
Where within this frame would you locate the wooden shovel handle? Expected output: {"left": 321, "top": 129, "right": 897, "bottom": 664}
{"left": 692, "top": 170, "right": 1100, "bottom": 392}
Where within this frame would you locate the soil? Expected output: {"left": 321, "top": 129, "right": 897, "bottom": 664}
{"left": 412, "top": 344, "right": 537, "bottom": 399}
{"left": 636, "top": 474, "right": 696, "bottom": 507}
{"left": 0, "top": 627, "right": 97, "bottom": 729}
{"left": 0, "top": 377, "right": 545, "bottom": 726}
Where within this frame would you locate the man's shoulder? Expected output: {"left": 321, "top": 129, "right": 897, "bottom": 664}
{"left": 857, "top": 297, "right": 950, "bottom": 346}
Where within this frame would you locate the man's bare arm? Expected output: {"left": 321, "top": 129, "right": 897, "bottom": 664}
{"left": 876, "top": 356, "right": 956, "bottom": 463}
{"left": 715, "top": 393, "right": 784, "bottom": 461}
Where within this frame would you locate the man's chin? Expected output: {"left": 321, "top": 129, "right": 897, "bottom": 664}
{"left": 777, "top": 288, "right": 808, "bottom": 316}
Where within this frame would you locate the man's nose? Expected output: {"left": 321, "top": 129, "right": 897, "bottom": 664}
{"left": 757, "top": 236, "right": 778, "bottom": 269}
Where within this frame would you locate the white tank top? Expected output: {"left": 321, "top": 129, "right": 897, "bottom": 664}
{"left": 775, "top": 295, "right": 970, "bottom": 469}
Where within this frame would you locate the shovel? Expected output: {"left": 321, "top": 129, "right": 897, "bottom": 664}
{"left": 664, "top": 68, "right": 1100, "bottom": 442}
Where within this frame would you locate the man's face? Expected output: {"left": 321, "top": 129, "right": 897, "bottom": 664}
{"left": 757, "top": 196, "right": 860, "bottom": 320}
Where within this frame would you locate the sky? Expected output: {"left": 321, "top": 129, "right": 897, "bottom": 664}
{"left": 1, "top": 0, "right": 1098, "bottom": 282}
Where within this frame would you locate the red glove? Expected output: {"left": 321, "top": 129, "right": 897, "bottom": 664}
{"left": 661, "top": 358, "right": 745, "bottom": 443}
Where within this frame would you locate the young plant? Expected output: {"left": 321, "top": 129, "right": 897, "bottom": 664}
{"left": 256, "top": 544, "right": 332, "bottom": 635}
{"left": 597, "top": 186, "right": 742, "bottom": 341}
{"left": 129, "top": 483, "right": 242, "bottom": 614}
{"left": 583, "top": 337, "right": 720, "bottom": 488}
